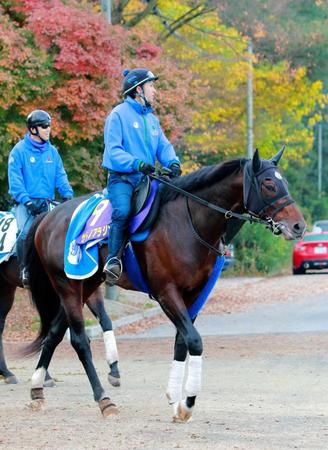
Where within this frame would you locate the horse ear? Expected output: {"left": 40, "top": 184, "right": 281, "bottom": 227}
{"left": 271, "top": 145, "right": 286, "bottom": 166}
{"left": 252, "top": 148, "right": 261, "bottom": 173}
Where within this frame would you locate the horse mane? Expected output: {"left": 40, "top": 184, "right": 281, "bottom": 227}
{"left": 161, "top": 158, "right": 246, "bottom": 204}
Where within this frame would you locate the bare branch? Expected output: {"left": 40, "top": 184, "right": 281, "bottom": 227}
{"left": 124, "top": 0, "right": 158, "bottom": 28}
{"left": 111, "top": 0, "right": 131, "bottom": 25}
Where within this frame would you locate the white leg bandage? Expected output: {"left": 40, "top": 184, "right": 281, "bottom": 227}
{"left": 185, "top": 355, "right": 202, "bottom": 397}
{"left": 103, "top": 330, "right": 119, "bottom": 365}
{"left": 166, "top": 360, "right": 186, "bottom": 404}
{"left": 31, "top": 367, "right": 47, "bottom": 389}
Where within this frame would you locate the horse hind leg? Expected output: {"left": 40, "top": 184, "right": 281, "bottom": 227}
{"left": 86, "top": 291, "right": 120, "bottom": 387}
{"left": 29, "top": 307, "right": 68, "bottom": 410}
{"left": 65, "top": 294, "right": 118, "bottom": 417}
{"left": 0, "top": 287, "right": 18, "bottom": 384}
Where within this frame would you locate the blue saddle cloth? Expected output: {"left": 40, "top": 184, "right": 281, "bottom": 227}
{"left": 64, "top": 181, "right": 158, "bottom": 280}
{"left": 64, "top": 186, "right": 225, "bottom": 319}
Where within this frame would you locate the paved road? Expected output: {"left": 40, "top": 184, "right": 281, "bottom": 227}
{"left": 119, "top": 293, "right": 328, "bottom": 339}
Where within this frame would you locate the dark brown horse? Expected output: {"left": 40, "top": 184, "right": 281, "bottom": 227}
{"left": 0, "top": 219, "right": 120, "bottom": 387}
{"left": 25, "top": 149, "right": 306, "bottom": 419}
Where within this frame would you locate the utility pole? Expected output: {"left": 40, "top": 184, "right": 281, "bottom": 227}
{"left": 101, "top": 0, "right": 112, "bottom": 24}
{"left": 101, "top": 0, "right": 117, "bottom": 300}
{"left": 318, "top": 122, "right": 322, "bottom": 199}
{"left": 247, "top": 38, "right": 254, "bottom": 159}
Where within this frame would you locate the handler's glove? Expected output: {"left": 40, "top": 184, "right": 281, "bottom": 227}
{"left": 24, "top": 201, "right": 39, "bottom": 216}
{"left": 169, "top": 163, "right": 182, "bottom": 178}
{"left": 139, "top": 162, "right": 155, "bottom": 175}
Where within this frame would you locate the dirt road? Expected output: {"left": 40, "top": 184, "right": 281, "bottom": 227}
{"left": 1, "top": 332, "right": 328, "bottom": 450}
{"left": 2, "top": 274, "right": 328, "bottom": 449}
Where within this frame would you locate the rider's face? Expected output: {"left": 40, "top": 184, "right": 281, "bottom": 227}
{"left": 37, "top": 124, "right": 51, "bottom": 141}
{"left": 141, "top": 81, "right": 156, "bottom": 104}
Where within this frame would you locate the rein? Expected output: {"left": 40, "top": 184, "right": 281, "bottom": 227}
{"left": 150, "top": 171, "right": 287, "bottom": 256}
{"left": 150, "top": 173, "right": 269, "bottom": 225}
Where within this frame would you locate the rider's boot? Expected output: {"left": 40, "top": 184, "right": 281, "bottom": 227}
{"left": 103, "top": 224, "right": 126, "bottom": 284}
{"left": 16, "top": 237, "right": 30, "bottom": 289}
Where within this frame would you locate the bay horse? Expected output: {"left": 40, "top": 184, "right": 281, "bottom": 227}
{"left": 25, "top": 148, "right": 306, "bottom": 419}
{"left": 0, "top": 219, "right": 120, "bottom": 387}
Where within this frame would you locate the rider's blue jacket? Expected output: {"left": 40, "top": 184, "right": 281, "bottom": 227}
{"left": 8, "top": 134, "right": 74, "bottom": 205}
{"left": 102, "top": 96, "right": 180, "bottom": 173}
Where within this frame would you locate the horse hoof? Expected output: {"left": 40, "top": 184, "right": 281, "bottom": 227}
{"left": 99, "top": 397, "right": 119, "bottom": 418}
{"left": 43, "top": 378, "right": 56, "bottom": 388}
{"left": 31, "top": 387, "right": 45, "bottom": 401}
{"left": 108, "top": 373, "right": 121, "bottom": 387}
{"left": 172, "top": 401, "right": 193, "bottom": 423}
{"left": 26, "top": 399, "right": 44, "bottom": 411}
{"left": 4, "top": 375, "right": 18, "bottom": 384}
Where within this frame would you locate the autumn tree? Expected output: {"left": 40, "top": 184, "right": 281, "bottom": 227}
{"left": 0, "top": 0, "right": 191, "bottom": 197}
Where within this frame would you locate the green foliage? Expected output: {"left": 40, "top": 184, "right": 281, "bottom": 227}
{"left": 233, "top": 222, "right": 294, "bottom": 275}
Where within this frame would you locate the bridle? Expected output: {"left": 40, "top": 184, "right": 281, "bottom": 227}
{"left": 150, "top": 157, "right": 295, "bottom": 256}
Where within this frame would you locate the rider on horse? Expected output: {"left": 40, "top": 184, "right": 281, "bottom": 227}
{"left": 102, "top": 68, "right": 182, "bottom": 283}
{"left": 7, "top": 109, "right": 73, "bottom": 287}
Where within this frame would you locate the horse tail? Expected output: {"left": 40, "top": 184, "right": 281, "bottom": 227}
{"left": 24, "top": 213, "right": 61, "bottom": 355}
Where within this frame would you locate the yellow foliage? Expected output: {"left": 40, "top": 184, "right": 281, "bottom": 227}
{"left": 136, "top": 0, "right": 327, "bottom": 167}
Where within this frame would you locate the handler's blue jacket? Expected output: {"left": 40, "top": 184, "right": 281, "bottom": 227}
{"left": 102, "top": 97, "right": 180, "bottom": 173}
{"left": 8, "top": 134, "right": 74, "bottom": 205}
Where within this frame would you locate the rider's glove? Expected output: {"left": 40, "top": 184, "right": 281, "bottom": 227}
{"left": 139, "top": 162, "right": 155, "bottom": 175}
{"left": 169, "top": 163, "right": 182, "bottom": 178}
{"left": 24, "top": 201, "right": 39, "bottom": 216}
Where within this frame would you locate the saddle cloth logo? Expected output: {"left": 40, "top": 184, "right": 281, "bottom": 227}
{"left": 75, "top": 199, "right": 112, "bottom": 245}
{"left": 0, "top": 211, "right": 18, "bottom": 263}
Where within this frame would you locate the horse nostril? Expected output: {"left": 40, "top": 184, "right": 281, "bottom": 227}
{"left": 293, "top": 222, "right": 306, "bottom": 235}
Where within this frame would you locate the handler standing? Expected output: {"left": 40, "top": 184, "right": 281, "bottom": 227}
{"left": 8, "top": 109, "right": 73, "bottom": 286}
{"left": 102, "top": 68, "right": 182, "bottom": 283}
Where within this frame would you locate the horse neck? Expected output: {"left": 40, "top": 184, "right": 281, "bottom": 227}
{"left": 188, "top": 171, "right": 244, "bottom": 244}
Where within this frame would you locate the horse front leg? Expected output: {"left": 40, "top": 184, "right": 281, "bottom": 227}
{"left": 86, "top": 289, "right": 120, "bottom": 387}
{"left": 159, "top": 287, "right": 203, "bottom": 423}
{"left": 0, "top": 287, "right": 18, "bottom": 384}
{"left": 64, "top": 293, "right": 118, "bottom": 417}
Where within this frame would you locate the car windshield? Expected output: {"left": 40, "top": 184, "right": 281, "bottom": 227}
{"left": 313, "top": 221, "right": 328, "bottom": 231}
{"left": 303, "top": 234, "right": 328, "bottom": 242}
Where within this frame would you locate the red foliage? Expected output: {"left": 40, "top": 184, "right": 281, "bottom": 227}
{"left": 4, "top": 0, "right": 191, "bottom": 146}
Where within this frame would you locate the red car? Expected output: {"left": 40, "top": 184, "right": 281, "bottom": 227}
{"left": 292, "top": 232, "right": 328, "bottom": 274}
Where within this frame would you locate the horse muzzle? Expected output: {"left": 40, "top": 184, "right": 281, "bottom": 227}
{"left": 274, "top": 219, "right": 306, "bottom": 240}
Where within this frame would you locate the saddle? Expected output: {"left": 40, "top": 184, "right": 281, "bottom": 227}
{"left": 131, "top": 176, "right": 161, "bottom": 233}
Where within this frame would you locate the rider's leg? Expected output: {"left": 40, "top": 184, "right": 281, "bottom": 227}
{"left": 104, "top": 176, "right": 134, "bottom": 283}
{"left": 15, "top": 203, "right": 34, "bottom": 287}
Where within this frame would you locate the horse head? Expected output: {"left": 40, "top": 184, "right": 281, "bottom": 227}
{"left": 243, "top": 147, "right": 306, "bottom": 240}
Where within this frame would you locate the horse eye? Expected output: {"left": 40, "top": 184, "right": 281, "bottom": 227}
{"left": 262, "top": 178, "right": 277, "bottom": 193}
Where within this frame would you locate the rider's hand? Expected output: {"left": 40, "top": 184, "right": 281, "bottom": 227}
{"left": 139, "top": 162, "right": 155, "bottom": 175}
{"left": 61, "top": 197, "right": 72, "bottom": 203}
{"left": 169, "top": 163, "right": 182, "bottom": 178}
{"left": 24, "top": 201, "right": 39, "bottom": 216}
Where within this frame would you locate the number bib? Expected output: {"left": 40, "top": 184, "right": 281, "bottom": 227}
{"left": 0, "top": 211, "right": 18, "bottom": 262}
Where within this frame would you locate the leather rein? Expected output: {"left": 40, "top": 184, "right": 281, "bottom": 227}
{"left": 150, "top": 166, "right": 294, "bottom": 256}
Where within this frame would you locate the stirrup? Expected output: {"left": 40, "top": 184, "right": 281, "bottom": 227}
{"left": 104, "top": 257, "right": 122, "bottom": 283}
{"left": 21, "top": 268, "right": 30, "bottom": 289}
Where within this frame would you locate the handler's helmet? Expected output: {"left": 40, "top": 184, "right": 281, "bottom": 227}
{"left": 27, "top": 110, "right": 51, "bottom": 131}
{"left": 122, "top": 68, "right": 158, "bottom": 97}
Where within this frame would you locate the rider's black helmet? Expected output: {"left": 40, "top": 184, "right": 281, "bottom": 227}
{"left": 122, "top": 68, "right": 158, "bottom": 97}
{"left": 27, "top": 110, "right": 51, "bottom": 131}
